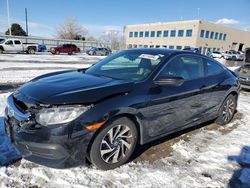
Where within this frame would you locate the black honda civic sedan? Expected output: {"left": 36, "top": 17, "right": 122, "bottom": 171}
{"left": 4, "top": 49, "right": 240, "bottom": 170}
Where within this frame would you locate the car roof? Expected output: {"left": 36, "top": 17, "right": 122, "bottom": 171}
{"left": 124, "top": 48, "right": 206, "bottom": 57}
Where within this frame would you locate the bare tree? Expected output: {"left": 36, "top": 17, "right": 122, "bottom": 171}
{"left": 56, "top": 17, "right": 88, "bottom": 40}
{"left": 100, "top": 30, "right": 125, "bottom": 50}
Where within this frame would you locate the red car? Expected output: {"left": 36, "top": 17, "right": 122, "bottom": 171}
{"left": 50, "top": 44, "right": 80, "bottom": 55}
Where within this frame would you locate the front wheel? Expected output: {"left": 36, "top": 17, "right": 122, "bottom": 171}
{"left": 90, "top": 117, "right": 138, "bottom": 170}
{"left": 216, "top": 94, "right": 237, "bottom": 125}
{"left": 0, "top": 48, "right": 3, "bottom": 54}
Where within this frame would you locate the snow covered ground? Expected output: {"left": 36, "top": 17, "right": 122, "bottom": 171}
{"left": 0, "top": 53, "right": 249, "bottom": 187}
{"left": 0, "top": 53, "right": 104, "bottom": 84}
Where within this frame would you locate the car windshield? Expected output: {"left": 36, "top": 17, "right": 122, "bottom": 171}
{"left": 86, "top": 50, "right": 167, "bottom": 81}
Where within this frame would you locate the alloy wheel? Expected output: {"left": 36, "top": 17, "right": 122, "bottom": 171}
{"left": 222, "top": 98, "right": 235, "bottom": 122}
{"left": 100, "top": 124, "right": 133, "bottom": 164}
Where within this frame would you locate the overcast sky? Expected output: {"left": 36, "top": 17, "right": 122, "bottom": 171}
{"left": 0, "top": 0, "right": 249, "bottom": 38}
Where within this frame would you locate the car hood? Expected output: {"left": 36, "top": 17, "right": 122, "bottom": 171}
{"left": 16, "top": 70, "right": 134, "bottom": 105}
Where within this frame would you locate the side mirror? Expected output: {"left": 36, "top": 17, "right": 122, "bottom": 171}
{"left": 154, "top": 76, "right": 185, "bottom": 86}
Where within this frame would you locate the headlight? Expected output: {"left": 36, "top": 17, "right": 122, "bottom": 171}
{"left": 36, "top": 106, "right": 90, "bottom": 126}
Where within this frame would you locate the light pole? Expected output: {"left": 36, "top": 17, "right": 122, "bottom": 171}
{"left": 7, "top": 0, "right": 11, "bottom": 36}
{"left": 197, "top": 8, "right": 200, "bottom": 20}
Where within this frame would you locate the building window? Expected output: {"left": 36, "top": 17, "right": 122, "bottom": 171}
{"left": 145, "top": 31, "right": 149, "bottom": 37}
{"left": 215, "top": 32, "right": 219, "bottom": 40}
{"left": 205, "top": 31, "right": 210, "bottom": 38}
{"left": 219, "top": 33, "right": 223, "bottom": 40}
{"left": 169, "top": 45, "right": 174, "bottom": 49}
{"left": 223, "top": 34, "right": 227, "bottom": 40}
{"left": 157, "top": 31, "right": 162, "bottom": 37}
{"left": 170, "top": 30, "right": 176, "bottom": 37}
{"left": 134, "top": 32, "right": 138, "bottom": 37}
{"left": 178, "top": 30, "right": 184, "bottom": 37}
{"left": 133, "top": 44, "right": 138, "bottom": 48}
{"left": 128, "top": 44, "right": 132, "bottom": 48}
{"left": 144, "top": 45, "right": 148, "bottom": 48}
{"left": 184, "top": 46, "right": 190, "bottom": 49}
{"left": 210, "top": 31, "right": 214, "bottom": 39}
{"left": 129, "top": 32, "right": 133, "bottom": 38}
{"left": 200, "top": 30, "right": 205, "bottom": 38}
{"left": 186, "top": 29, "right": 192, "bottom": 37}
{"left": 155, "top": 45, "right": 160, "bottom": 48}
{"left": 139, "top": 31, "right": 143, "bottom": 38}
{"left": 162, "top": 45, "right": 167, "bottom": 48}
{"left": 163, "top": 30, "right": 169, "bottom": 37}
{"left": 151, "top": 31, "right": 155, "bottom": 37}
{"left": 149, "top": 45, "right": 154, "bottom": 48}
{"left": 176, "top": 46, "right": 182, "bottom": 49}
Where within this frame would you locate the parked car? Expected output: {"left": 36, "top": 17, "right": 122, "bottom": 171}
{"left": 38, "top": 44, "right": 47, "bottom": 52}
{"left": 224, "top": 51, "right": 237, "bottom": 60}
{"left": 238, "top": 64, "right": 250, "bottom": 90}
{"left": 5, "top": 49, "right": 240, "bottom": 170}
{"left": 50, "top": 44, "right": 80, "bottom": 55}
{"left": 235, "top": 51, "right": 244, "bottom": 61}
{"left": 0, "top": 38, "right": 38, "bottom": 54}
{"left": 86, "top": 47, "right": 111, "bottom": 56}
{"left": 210, "top": 51, "right": 223, "bottom": 58}
{"left": 182, "top": 47, "right": 201, "bottom": 54}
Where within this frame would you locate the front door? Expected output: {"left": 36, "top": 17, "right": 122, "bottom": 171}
{"left": 4, "top": 40, "right": 15, "bottom": 52}
{"left": 146, "top": 54, "right": 209, "bottom": 138}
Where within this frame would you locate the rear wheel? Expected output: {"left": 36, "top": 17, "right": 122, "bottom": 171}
{"left": 28, "top": 48, "right": 35, "bottom": 54}
{"left": 0, "top": 48, "right": 3, "bottom": 54}
{"left": 90, "top": 117, "right": 138, "bottom": 170}
{"left": 216, "top": 94, "right": 237, "bottom": 125}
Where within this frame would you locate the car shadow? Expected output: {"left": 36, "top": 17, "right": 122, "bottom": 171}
{"left": 0, "top": 117, "right": 21, "bottom": 167}
{"left": 228, "top": 146, "right": 250, "bottom": 188}
{"left": 130, "top": 119, "right": 215, "bottom": 162}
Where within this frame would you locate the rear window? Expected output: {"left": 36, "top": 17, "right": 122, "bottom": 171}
{"left": 14, "top": 40, "right": 21, "bottom": 45}
{"left": 206, "top": 59, "right": 224, "bottom": 76}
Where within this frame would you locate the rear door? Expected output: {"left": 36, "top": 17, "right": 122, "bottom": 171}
{"left": 146, "top": 54, "right": 211, "bottom": 137}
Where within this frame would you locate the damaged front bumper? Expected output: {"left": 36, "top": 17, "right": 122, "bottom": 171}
{"left": 4, "top": 95, "right": 93, "bottom": 168}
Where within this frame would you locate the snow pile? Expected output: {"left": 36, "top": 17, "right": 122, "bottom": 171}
{"left": 0, "top": 93, "right": 249, "bottom": 187}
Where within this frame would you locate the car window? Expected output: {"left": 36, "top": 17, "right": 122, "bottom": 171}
{"left": 206, "top": 59, "right": 224, "bottom": 76}
{"left": 14, "top": 40, "right": 21, "bottom": 45}
{"left": 5, "top": 40, "right": 13, "bottom": 45}
{"left": 158, "top": 55, "right": 205, "bottom": 80}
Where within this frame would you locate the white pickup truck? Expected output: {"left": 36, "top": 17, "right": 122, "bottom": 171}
{"left": 0, "top": 38, "right": 38, "bottom": 54}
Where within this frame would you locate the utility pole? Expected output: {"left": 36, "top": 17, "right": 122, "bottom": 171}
{"left": 25, "top": 8, "right": 28, "bottom": 36}
{"left": 7, "top": 0, "right": 11, "bottom": 35}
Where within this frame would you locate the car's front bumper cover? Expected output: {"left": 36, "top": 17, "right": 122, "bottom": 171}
{"left": 4, "top": 95, "right": 94, "bottom": 169}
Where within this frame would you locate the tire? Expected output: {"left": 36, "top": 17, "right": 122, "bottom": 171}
{"left": 216, "top": 94, "right": 237, "bottom": 125}
{"left": 93, "top": 52, "right": 96, "bottom": 56}
{"left": 56, "top": 51, "right": 60, "bottom": 55}
{"left": 90, "top": 117, "right": 138, "bottom": 170}
{"left": 0, "top": 48, "right": 3, "bottom": 54}
{"left": 28, "top": 48, "right": 35, "bottom": 54}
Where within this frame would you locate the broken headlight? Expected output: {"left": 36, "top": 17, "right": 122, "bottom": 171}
{"left": 36, "top": 106, "right": 90, "bottom": 126}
